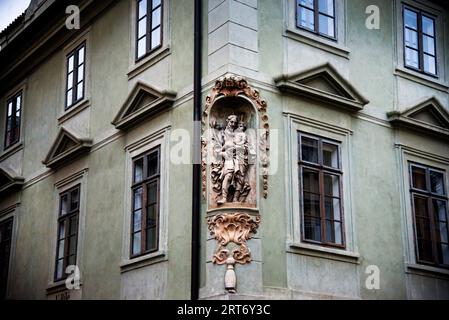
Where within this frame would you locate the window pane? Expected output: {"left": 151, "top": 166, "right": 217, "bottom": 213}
{"left": 318, "top": 0, "right": 333, "bottom": 15}
{"left": 422, "top": 16, "right": 435, "bottom": 36}
{"left": 417, "top": 239, "right": 434, "bottom": 262}
{"left": 16, "top": 95, "right": 21, "bottom": 109}
{"left": 299, "top": 0, "right": 314, "bottom": 9}
{"left": 322, "top": 142, "right": 339, "bottom": 168}
{"left": 434, "top": 200, "right": 447, "bottom": 222}
{"left": 69, "top": 216, "right": 78, "bottom": 235}
{"left": 412, "top": 166, "right": 427, "bottom": 190}
{"left": 324, "top": 174, "right": 339, "bottom": 197}
{"left": 405, "top": 29, "right": 418, "bottom": 49}
{"left": 137, "top": 37, "right": 146, "bottom": 58}
{"left": 77, "top": 82, "right": 84, "bottom": 100}
{"left": 152, "top": 0, "right": 161, "bottom": 9}
{"left": 138, "top": 17, "right": 147, "bottom": 38}
{"left": 7, "top": 102, "right": 12, "bottom": 116}
{"left": 133, "top": 209, "right": 142, "bottom": 232}
{"left": 134, "top": 188, "right": 143, "bottom": 210}
{"left": 56, "top": 260, "right": 64, "bottom": 279}
{"left": 57, "top": 239, "right": 65, "bottom": 259}
{"left": 78, "top": 46, "right": 85, "bottom": 65}
{"left": 132, "top": 232, "right": 141, "bottom": 255}
{"left": 325, "top": 220, "right": 335, "bottom": 243}
{"left": 441, "top": 244, "right": 449, "bottom": 265}
{"left": 414, "top": 196, "right": 429, "bottom": 218}
{"left": 60, "top": 194, "right": 68, "bottom": 215}
{"left": 303, "top": 192, "right": 320, "bottom": 217}
{"left": 304, "top": 216, "right": 321, "bottom": 241}
{"left": 334, "top": 221, "right": 342, "bottom": 245}
{"left": 404, "top": 9, "right": 417, "bottom": 30}
{"left": 423, "top": 35, "right": 435, "bottom": 55}
{"left": 152, "top": 7, "right": 161, "bottom": 29}
{"left": 148, "top": 151, "right": 159, "bottom": 176}
{"left": 298, "top": 7, "right": 315, "bottom": 30}
{"left": 405, "top": 48, "right": 419, "bottom": 69}
{"left": 325, "top": 197, "right": 341, "bottom": 221}
{"left": 68, "top": 55, "right": 74, "bottom": 72}
{"left": 151, "top": 27, "right": 161, "bottom": 49}
{"left": 78, "top": 64, "right": 84, "bottom": 82}
{"left": 134, "top": 158, "right": 144, "bottom": 182}
{"left": 301, "top": 136, "right": 319, "bottom": 163}
{"left": 67, "top": 72, "right": 74, "bottom": 90}
{"left": 146, "top": 227, "right": 157, "bottom": 251}
{"left": 302, "top": 169, "right": 319, "bottom": 193}
{"left": 67, "top": 89, "right": 73, "bottom": 106}
{"left": 68, "top": 255, "right": 76, "bottom": 266}
{"left": 58, "top": 222, "right": 66, "bottom": 240}
{"left": 430, "top": 171, "right": 445, "bottom": 195}
{"left": 147, "top": 204, "right": 157, "bottom": 227}
{"left": 319, "top": 14, "right": 334, "bottom": 37}
{"left": 424, "top": 54, "right": 436, "bottom": 75}
{"left": 70, "top": 188, "right": 79, "bottom": 211}
{"left": 148, "top": 181, "right": 157, "bottom": 204}
{"left": 438, "top": 222, "right": 448, "bottom": 243}
{"left": 69, "top": 236, "right": 77, "bottom": 256}
{"left": 138, "top": 0, "right": 147, "bottom": 19}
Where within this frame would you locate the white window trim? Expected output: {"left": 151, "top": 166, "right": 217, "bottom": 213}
{"left": 128, "top": 0, "right": 171, "bottom": 80}
{"left": 120, "top": 126, "right": 170, "bottom": 273}
{"left": 394, "top": 0, "right": 449, "bottom": 89}
{"left": 1, "top": 80, "right": 27, "bottom": 156}
{"left": 0, "top": 204, "right": 20, "bottom": 299}
{"left": 284, "top": 0, "right": 350, "bottom": 59}
{"left": 46, "top": 169, "right": 88, "bottom": 295}
{"left": 284, "top": 113, "right": 359, "bottom": 262}
{"left": 58, "top": 28, "right": 91, "bottom": 125}
{"left": 397, "top": 144, "right": 449, "bottom": 276}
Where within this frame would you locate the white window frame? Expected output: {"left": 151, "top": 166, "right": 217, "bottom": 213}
{"left": 285, "top": 113, "right": 359, "bottom": 262}
{"left": 120, "top": 126, "right": 170, "bottom": 272}
{"left": 0, "top": 204, "right": 19, "bottom": 300}
{"left": 284, "top": 0, "right": 350, "bottom": 59}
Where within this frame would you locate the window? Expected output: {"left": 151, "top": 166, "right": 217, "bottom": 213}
{"left": 0, "top": 218, "right": 13, "bottom": 299}
{"left": 54, "top": 185, "right": 80, "bottom": 281}
{"left": 130, "top": 147, "right": 160, "bottom": 257}
{"left": 403, "top": 6, "right": 437, "bottom": 76}
{"left": 296, "top": 0, "right": 336, "bottom": 39}
{"left": 136, "top": 0, "right": 163, "bottom": 60}
{"left": 4, "top": 91, "right": 22, "bottom": 149}
{"left": 298, "top": 133, "right": 344, "bottom": 247}
{"left": 409, "top": 163, "right": 449, "bottom": 268}
{"left": 65, "top": 43, "right": 86, "bottom": 109}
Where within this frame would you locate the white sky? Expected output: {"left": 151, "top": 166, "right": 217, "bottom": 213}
{"left": 0, "top": 0, "right": 31, "bottom": 32}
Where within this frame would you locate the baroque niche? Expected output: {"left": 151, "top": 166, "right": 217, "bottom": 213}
{"left": 202, "top": 75, "right": 269, "bottom": 293}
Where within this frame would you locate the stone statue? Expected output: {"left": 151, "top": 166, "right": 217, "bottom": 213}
{"left": 211, "top": 114, "right": 251, "bottom": 205}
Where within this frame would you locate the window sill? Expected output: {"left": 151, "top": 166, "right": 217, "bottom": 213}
{"left": 394, "top": 67, "right": 449, "bottom": 92}
{"left": 284, "top": 28, "right": 350, "bottom": 59}
{"left": 120, "top": 251, "right": 167, "bottom": 273}
{"left": 0, "top": 142, "right": 24, "bottom": 162}
{"left": 58, "top": 99, "right": 90, "bottom": 125}
{"left": 406, "top": 263, "right": 449, "bottom": 280}
{"left": 287, "top": 242, "right": 360, "bottom": 264}
{"left": 46, "top": 280, "right": 83, "bottom": 294}
{"left": 127, "top": 46, "right": 171, "bottom": 80}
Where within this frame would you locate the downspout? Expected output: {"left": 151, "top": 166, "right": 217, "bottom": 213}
{"left": 191, "top": 0, "right": 202, "bottom": 301}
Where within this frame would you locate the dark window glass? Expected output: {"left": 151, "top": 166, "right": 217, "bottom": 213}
{"left": 410, "top": 163, "right": 449, "bottom": 267}
{"left": 131, "top": 147, "right": 160, "bottom": 257}
{"left": 297, "top": 0, "right": 336, "bottom": 39}
{"left": 4, "top": 91, "right": 22, "bottom": 149}
{"left": 403, "top": 7, "right": 437, "bottom": 76}
{"left": 65, "top": 43, "right": 86, "bottom": 109}
{"left": 54, "top": 185, "right": 80, "bottom": 281}
{"left": 298, "top": 132, "right": 344, "bottom": 247}
{"left": 0, "top": 218, "right": 13, "bottom": 300}
{"left": 136, "top": 0, "right": 163, "bottom": 60}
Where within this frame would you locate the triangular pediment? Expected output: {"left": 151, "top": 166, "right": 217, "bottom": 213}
{"left": 388, "top": 97, "right": 449, "bottom": 140}
{"left": 112, "top": 81, "right": 177, "bottom": 130}
{"left": 0, "top": 166, "right": 24, "bottom": 195}
{"left": 274, "top": 63, "right": 369, "bottom": 112}
{"left": 42, "top": 127, "right": 92, "bottom": 169}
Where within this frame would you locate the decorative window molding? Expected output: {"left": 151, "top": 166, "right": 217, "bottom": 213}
{"left": 129, "top": 0, "right": 171, "bottom": 79}
{"left": 2, "top": 80, "right": 26, "bottom": 153}
{"left": 296, "top": 0, "right": 336, "bottom": 40}
{"left": 47, "top": 170, "right": 88, "bottom": 299}
{"left": 275, "top": 63, "right": 369, "bottom": 112}
{"left": 387, "top": 96, "right": 449, "bottom": 140}
{"left": 0, "top": 166, "right": 24, "bottom": 196}
{"left": 42, "top": 127, "right": 92, "bottom": 169}
{"left": 284, "top": 113, "right": 358, "bottom": 261}
{"left": 394, "top": 0, "right": 447, "bottom": 86}
{"left": 112, "top": 81, "right": 176, "bottom": 131}
{"left": 59, "top": 29, "right": 91, "bottom": 124}
{"left": 284, "top": 0, "right": 349, "bottom": 58}
{"left": 120, "top": 126, "right": 170, "bottom": 273}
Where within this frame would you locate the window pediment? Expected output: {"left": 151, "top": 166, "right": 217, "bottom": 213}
{"left": 43, "top": 127, "right": 92, "bottom": 169}
{"left": 388, "top": 97, "right": 449, "bottom": 140}
{"left": 0, "top": 166, "right": 24, "bottom": 196}
{"left": 112, "top": 81, "right": 176, "bottom": 130}
{"left": 274, "top": 63, "right": 369, "bottom": 112}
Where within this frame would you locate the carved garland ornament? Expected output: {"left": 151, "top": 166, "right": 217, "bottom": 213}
{"left": 201, "top": 75, "right": 270, "bottom": 201}
{"left": 207, "top": 213, "right": 261, "bottom": 293}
